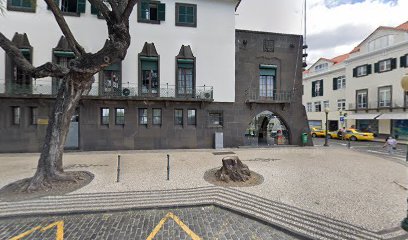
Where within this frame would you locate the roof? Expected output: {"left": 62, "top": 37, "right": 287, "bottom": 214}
{"left": 396, "top": 21, "right": 408, "bottom": 31}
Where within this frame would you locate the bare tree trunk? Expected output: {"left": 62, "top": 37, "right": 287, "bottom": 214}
{"left": 27, "top": 75, "right": 93, "bottom": 191}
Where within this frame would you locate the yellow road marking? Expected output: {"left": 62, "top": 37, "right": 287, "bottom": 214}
{"left": 9, "top": 226, "right": 41, "bottom": 240}
{"left": 9, "top": 221, "right": 64, "bottom": 240}
{"left": 146, "top": 212, "right": 201, "bottom": 240}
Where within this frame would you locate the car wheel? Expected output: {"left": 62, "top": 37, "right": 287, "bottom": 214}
{"left": 312, "top": 133, "right": 317, "bottom": 138}
{"left": 350, "top": 136, "right": 357, "bottom": 141}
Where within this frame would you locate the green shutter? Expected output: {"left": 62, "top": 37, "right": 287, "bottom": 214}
{"left": 77, "top": 0, "right": 86, "bottom": 13}
{"left": 54, "top": 51, "right": 75, "bottom": 58}
{"left": 259, "top": 64, "right": 277, "bottom": 69}
{"left": 105, "top": 62, "right": 121, "bottom": 71}
{"left": 158, "top": 3, "right": 165, "bottom": 21}
{"left": 141, "top": 60, "right": 158, "bottom": 71}
{"left": 178, "top": 63, "right": 193, "bottom": 69}
{"left": 21, "top": 0, "right": 33, "bottom": 8}
{"left": 91, "top": 4, "right": 99, "bottom": 15}
{"left": 177, "top": 59, "right": 194, "bottom": 64}
{"left": 260, "top": 69, "right": 276, "bottom": 76}
{"left": 139, "top": 1, "right": 149, "bottom": 20}
{"left": 47, "top": 0, "right": 59, "bottom": 10}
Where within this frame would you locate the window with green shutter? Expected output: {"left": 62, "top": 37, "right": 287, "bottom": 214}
{"left": 176, "top": 3, "right": 197, "bottom": 27}
{"left": 8, "top": 0, "right": 36, "bottom": 12}
{"left": 47, "top": 0, "right": 85, "bottom": 15}
{"left": 138, "top": 1, "right": 165, "bottom": 23}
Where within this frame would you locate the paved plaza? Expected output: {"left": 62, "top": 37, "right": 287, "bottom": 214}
{"left": 0, "top": 145, "right": 407, "bottom": 239}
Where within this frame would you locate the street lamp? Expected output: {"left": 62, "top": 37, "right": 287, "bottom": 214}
{"left": 400, "top": 73, "right": 408, "bottom": 232}
{"left": 324, "top": 107, "right": 329, "bottom": 147}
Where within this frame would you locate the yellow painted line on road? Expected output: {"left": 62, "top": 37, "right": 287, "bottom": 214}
{"left": 146, "top": 212, "right": 201, "bottom": 240}
{"left": 9, "top": 226, "right": 41, "bottom": 240}
{"left": 9, "top": 221, "right": 64, "bottom": 240}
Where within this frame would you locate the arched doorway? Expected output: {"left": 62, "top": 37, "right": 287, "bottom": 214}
{"left": 244, "top": 111, "right": 290, "bottom": 146}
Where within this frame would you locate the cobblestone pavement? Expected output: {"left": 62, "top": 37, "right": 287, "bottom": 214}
{"left": 312, "top": 137, "right": 408, "bottom": 163}
{"left": 0, "top": 206, "right": 300, "bottom": 240}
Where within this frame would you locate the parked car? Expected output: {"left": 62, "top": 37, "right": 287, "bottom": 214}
{"left": 344, "top": 129, "right": 374, "bottom": 141}
{"left": 327, "top": 131, "right": 339, "bottom": 139}
{"left": 311, "top": 127, "right": 326, "bottom": 137}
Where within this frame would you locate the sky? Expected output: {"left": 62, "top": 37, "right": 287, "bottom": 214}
{"left": 235, "top": 0, "right": 408, "bottom": 66}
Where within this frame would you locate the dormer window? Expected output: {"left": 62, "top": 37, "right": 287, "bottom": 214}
{"left": 314, "top": 63, "right": 328, "bottom": 72}
{"left": 368, "top": 35, "right": 395, "bottom": 52}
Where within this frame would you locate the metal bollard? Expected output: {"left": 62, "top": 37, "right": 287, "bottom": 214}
{"left": 347, "top": 139, "right": 351, "bottom": 149}
{"left": 167, "top": 154, "right": 170, "bottom": 180}
{"left": 116, "top": 154, "right": 121, "bottom": 182}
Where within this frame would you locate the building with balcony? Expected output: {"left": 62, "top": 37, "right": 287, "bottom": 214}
{"left": 0, "top": 0, "right": 310, "bottom": 152}
{"left": 303, "top": 21, "right": 408, "bottom": 140}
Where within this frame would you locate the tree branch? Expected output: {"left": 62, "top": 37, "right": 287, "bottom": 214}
{"left": 0, "top": 33, "right": 69, "bottom": 78}
{"left": 44, "top": 0, "right": 85, "bottom": 57}
{"left": 122, "top": 0, "right": 139, "bottom": 21}
{"left": 87, "top": 0, "right": 112, "bottom": 22}
{"left": 107, "top": 0, "right": 121, "bottom": 21}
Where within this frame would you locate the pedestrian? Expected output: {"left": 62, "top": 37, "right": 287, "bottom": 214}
{"left": 341, "top": 127, "right": 346, "bottom": 140}
{"left": 383, "top": 136, "right": 397, "bottom": 155}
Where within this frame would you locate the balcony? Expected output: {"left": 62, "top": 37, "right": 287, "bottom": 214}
{"left": 0, "top": 82, "right": 214, "bottom": 101}
{"left": 348, "top": 100, "right": 407, "bottom": 111}
{"left": 245, "top": 89, "right": 293, "bottom": 103}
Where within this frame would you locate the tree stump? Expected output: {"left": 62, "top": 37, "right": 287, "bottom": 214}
{"left": 215, "top": 156, "right": 251, "bottom": 182}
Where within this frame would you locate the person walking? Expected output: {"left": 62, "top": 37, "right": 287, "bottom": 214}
{"left": 383, "top": 136, "right": 397, "bottom": 155}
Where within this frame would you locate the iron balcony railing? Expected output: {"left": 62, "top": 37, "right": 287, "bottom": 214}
{"left": 0, "top": 82, "right": 214, "bottom": 101}
{"left": 348, "top": 100, "right": 407, "bottom": 110}
{"left": 245, "top": 89, "right": 293, "bottom": 103}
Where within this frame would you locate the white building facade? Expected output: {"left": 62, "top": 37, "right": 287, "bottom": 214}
{"left": 303, "top": 21, "right": 408, "bottom": 140}
{"left": 0, "top": 0, "right": 237, "bottom": 102}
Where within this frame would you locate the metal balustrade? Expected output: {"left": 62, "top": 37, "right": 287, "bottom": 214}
{"left": 348, "top": 100, "right": 407, "bottom": 110}
{"left": 245, "top": 89, "right": 293, "bottom": 103}
{"left": 0, "top": 83, "right": 214, "bottom": 101}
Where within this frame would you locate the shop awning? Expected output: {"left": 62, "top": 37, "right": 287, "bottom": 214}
{"left": 345, "top": 113, "right": 381, "bottom": 119}
{"left": 376, "top": 113, "right": 408, "bottom": 120}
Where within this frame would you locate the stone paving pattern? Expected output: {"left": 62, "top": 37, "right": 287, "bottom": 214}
{"left": 0, "top": 206, "right": 299, "bottom": 240}
{"left": 0, "top": 146, "right": 406, "bottom": 239}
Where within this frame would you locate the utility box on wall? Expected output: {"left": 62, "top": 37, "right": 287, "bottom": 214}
{"left": 215, "top": 132, "right": 223, "bottom": 149}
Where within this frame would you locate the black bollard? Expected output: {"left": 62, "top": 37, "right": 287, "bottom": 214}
{"left": 167, "top": 154, "right": 170, "bottom": 180}
{"left": 116, "top": 154, "right": 121, "bottom": 182}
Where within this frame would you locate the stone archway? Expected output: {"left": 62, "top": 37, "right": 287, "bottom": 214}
{"left": 244, "top": 111, "right": 290, "bottom": 146}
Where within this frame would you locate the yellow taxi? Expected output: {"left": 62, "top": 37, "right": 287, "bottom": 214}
{"left": 311, "top": 127, "right": 327, "bottom": 137}
{"left": 327, "top": 131, "right": 339, "bottom": 139}
{"left": 344, "top": 129, "right": 374, "bottom": 141}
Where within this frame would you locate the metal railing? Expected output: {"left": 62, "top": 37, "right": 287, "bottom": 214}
{"left": 348, "top": 100, "right": 407, "bottom": 110}
{"left": 246, "top": 89, "right": 293, "bottom": 103}
{"left": 0, "top": 82, "right": 214, "bottom": 101}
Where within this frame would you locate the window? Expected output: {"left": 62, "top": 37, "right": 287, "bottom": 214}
{"left": 115, "top": 108, "right": 125, "bottom": 125}
{"left": 177, "top": 59, "right": 194, "bottom": 97}
{"left": 314, "top": 102, "right": 321, "bottom": 112}
{"left": 12, "top": 107, "right": 20, "bottom": 125}
{"left": 333, "top": 76, "right": 346, "bottom": 90}
{"left": 379, "top": 59, "right": 391, "bottom": 72}
{"left": 368, "top": 35, "right": 395, "bottom": 52}
{"left": 139, "top": 108, "right": 148, "bottom": 125}
{"left": 311, "top": 80, "right": 323, "bottom": 97}
{"left": 140, "top": 56, "right": 159, "bottom": 95}
{"left": 353, "top": 64, "right": 372, "bottom": 77}
{"left": 378, "top": 86, "right": 391, "bottom": 108}
{"left": 356, "top": 90, "right": 368, "bottom": 109}
{"left": 314, "top": 63, "right": 328, "bottom": 72}
{"left": 138, "top": 1, "right": 165, "bottom": 23}
{"left": 53, "top": 50, "right": 75, "bottom": 94}
{"left": 209, "top": 112, "right": 223, "bottom": 126}
{"left": 259, "top": 65, "right": 276, "bottom": 98}
{"left": 174, "top": 109, "right": 183, "bottom": 126}
{"left": 323, "top": 101, "right": 330, "bottom": 110}
{"left": 306, "top": 103, "right": 312, "bottom": 112}
{"left": 31, "top": 107, "right": 38, "bottom": 125}
{"left": 47, "top": 0, "right": 86, "bottom": 14}
{"left": 187, "top": 109, "right": 196, "bottom": 125}
{"left": 176, "top": 3, "right": 196, "bottom": 27}
{"left": 152, "top": 108, "right": 162, "bottom": 125}
{"left": 375, "top": 58, "right": 396, "bottom": 73}
{"left": 7, "top": 0, "right": 36, "bottom": 12}
{"left": 101, "top": 108, "right": 109, "bottom": 125}
{"left": 100, "top": 62, "right": 122, "bottom": 96}
{"left": 337, "top": 99, "right": 346, "bottom": 111}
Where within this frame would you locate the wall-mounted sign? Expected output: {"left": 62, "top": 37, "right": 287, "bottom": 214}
{"left": 37, "top": 118, "right": 49, "bottom": 125}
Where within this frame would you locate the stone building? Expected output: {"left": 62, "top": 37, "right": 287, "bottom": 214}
{"left": 0, "top": 0, "right": 310, "bottom": 152}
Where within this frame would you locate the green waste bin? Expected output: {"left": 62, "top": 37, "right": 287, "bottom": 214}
{"left": 301, "top": 133, "right": 308, "bottom": 145}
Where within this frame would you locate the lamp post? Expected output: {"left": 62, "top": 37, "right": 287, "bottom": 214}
{"left": 324, "top": 107, "right": 329, "bottom": 147}
{"left": 400, "top": 73, "right": 408, "bottom": 232}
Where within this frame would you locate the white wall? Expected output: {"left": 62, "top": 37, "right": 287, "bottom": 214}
{"left": 0, "top": 0, "right": 237, "bottom": 102}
